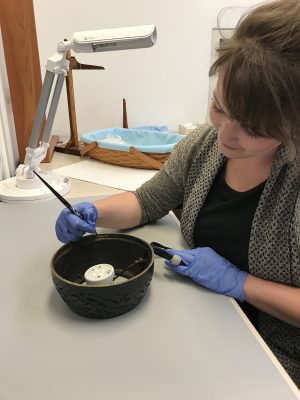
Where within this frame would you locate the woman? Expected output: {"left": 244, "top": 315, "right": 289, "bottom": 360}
{"left": 55, "top": 0, "right": 300, "bottom": 387}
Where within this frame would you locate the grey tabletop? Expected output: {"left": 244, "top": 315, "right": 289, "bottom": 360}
{"left": 0, "top": 197, "right": 299, "bottom": 400}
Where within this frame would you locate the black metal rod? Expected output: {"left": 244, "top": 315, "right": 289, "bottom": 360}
{"left": 113, "top": 257, "right": 146, "bottom": 280}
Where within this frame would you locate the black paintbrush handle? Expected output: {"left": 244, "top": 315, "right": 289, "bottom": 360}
{"left": 151, "top": 246, "right": 173, "bottom": 261}
{"left": 33, "top": 171, "right": 83, "bottom": 219}
{"left": 150, "top": 242, "right": 186, "bottom": 266}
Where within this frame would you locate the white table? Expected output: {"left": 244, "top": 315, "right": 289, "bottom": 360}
{"left": 0, "top": 197, "right": 299, "bottom": 399}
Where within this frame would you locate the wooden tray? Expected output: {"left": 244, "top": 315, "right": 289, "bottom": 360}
{"left": 80, "top": 142, "right": 169, "bottom": 169}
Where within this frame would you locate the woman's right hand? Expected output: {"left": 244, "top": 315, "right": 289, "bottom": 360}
{"left": 55, "top": 202, "right": 98, "bottom": 243}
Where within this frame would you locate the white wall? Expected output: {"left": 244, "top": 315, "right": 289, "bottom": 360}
{"left": 33, "top": 0, "right": 261, "bottom": 139}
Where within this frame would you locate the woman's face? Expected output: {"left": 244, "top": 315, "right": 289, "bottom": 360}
{"left": 209, "top": 77, "right": 280, "bottom": 160}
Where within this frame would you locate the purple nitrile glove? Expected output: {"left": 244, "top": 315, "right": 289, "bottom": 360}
{"left": 55, "top": 202, "right": 98, "bottom": 244}
{"left": 165, "top": 247, "right": 248, "bottom": 301}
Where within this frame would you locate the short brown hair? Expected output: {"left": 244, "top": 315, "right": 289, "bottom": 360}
{"left": 209, "top": 0, "right": 300, "bottom": 160}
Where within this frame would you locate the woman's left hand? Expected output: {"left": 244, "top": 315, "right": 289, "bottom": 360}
{"left": 165, "top": 247, "right": 248, "bottom": 302}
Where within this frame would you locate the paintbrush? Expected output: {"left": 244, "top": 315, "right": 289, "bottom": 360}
{"left": 33, "top": 171, "right": 83, "bottom": 219}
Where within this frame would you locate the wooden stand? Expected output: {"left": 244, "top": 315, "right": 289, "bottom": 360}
{"left": 54, "top": 51, "right": 104, "bottom": 156}
{"left": 43, "top": 134, "right": 60, "bottom": 162}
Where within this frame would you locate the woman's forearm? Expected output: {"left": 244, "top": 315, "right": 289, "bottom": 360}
{"left": 244, "top": 274, "right": 300, "bottom": 328}
{"left": 93, "top": 192, "right": 142, "bottom": 229}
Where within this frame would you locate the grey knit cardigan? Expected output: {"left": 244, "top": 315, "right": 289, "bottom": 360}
{"left": 135, "top": 124, "right": 300, "bottom": 386}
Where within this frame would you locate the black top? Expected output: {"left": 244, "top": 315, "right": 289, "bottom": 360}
{"left": 194, "top": 163, "right": 266, "bottom": 326}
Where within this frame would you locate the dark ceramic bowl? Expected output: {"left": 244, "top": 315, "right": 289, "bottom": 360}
{"left": 51, "top": 233, "right": 154, "bottom": 319}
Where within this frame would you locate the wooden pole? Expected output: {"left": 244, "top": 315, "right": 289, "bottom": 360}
{"left": 123, "top": 98, "right": 129, "bottom": 128}
{"left": 65, "top": 51, "right": 79, "bottom": 148}
{"left": 0, "top": 0, "right": 43, "bottom": 162}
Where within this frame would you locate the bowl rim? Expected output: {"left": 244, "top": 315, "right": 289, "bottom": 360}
{"left": 50, "top": 233, "right": 154, "bottom": 287}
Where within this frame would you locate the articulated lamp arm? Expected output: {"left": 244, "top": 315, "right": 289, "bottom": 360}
{"left": 19, "top": 41, "right": 71, "bottom": 183}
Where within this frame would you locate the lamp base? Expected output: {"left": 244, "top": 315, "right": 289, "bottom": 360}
{"left": 0, "top": 171, "right": 71, "bottom": 203}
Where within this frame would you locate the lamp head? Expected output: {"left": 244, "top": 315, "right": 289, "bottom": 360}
{"left": 71, "top": 24, "right": 157, "bottom": 53}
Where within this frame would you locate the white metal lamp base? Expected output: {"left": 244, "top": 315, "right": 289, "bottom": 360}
{"left": 0, "top": 171, "right": 71, "bottom": 202}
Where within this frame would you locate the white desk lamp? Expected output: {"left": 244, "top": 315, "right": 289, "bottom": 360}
{"left": 0, "top": 25, "right": 157, "bottom": 202}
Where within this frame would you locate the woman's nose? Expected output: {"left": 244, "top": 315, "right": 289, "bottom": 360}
{"left": 218, "top": 119, "right": 239, "bottom": 142}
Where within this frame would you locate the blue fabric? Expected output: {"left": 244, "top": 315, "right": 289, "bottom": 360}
{"left": 81, "top": 127, "right": 184, "bottom": 153}
{"left": 134, "top": 125, "right": 168, "bottom": 131}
